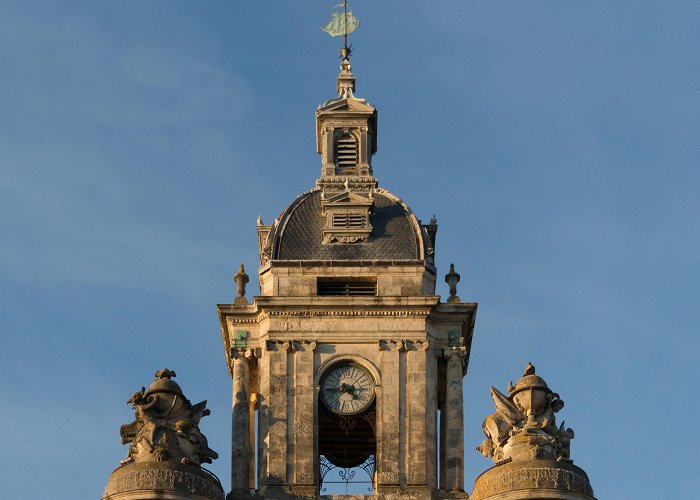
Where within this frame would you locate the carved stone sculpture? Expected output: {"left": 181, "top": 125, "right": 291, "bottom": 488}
{"left": 233, "top": 263, "right": 249, "bottom": 305}
{"left": 477, "top": 363, "right": 574, "bottom": 463}
{"left": 445, "top": 263, "right": 461, "bottom": 303}
{"left": 119, "top": 369, "right": 219, "bottom": 466}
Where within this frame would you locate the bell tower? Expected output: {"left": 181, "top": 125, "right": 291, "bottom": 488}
{"left": 218, "top": 44, "right": 477, "bottom": 500}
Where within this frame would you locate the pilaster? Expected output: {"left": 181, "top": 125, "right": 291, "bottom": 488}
{"left": 259, "top": 340, "right": 290, "bottom": 491}
{"left": 406, "top": 339, "right": 432, "bottom": 488}
{"left": 292, "top": 340, "right": 317, "bottom": 490}
{"left": 377, "top": 339, "right": 404, "bottom": 489}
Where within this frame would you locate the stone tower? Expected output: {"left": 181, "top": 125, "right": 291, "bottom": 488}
{"left": 217, "top": 52, "right": 477, "bottom": 499}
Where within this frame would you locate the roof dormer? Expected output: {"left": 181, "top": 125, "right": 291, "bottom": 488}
{"left": 320, "top": 189, "right": 373, "bottom": 244}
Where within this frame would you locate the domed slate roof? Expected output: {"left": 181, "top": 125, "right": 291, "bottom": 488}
{"left": 270, "top": 189, "right": 426, "bottom": 261}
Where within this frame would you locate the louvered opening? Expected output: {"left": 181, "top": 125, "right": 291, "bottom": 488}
{"left": 317, "top": 278, "right": 377, "bottom": 296}
{"left": 332, "top": 213, "right": 365, "bottom": 228}
{"left": 335, "top": 134, "right": 358, "bottom": 172}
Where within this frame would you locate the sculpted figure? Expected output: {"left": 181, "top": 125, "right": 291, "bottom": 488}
{"left": 477, "top": 363, "right": 574, "bottom": 463}
{"left": 118, "top": 369, "right": 219, "bottom": 466}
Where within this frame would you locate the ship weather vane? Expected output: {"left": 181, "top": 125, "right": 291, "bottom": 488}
{"left": 321, "top": 0, "right": 360, "bottom": 59}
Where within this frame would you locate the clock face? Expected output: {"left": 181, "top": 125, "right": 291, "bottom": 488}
{"left": 320, "top": 361, "right": 375, "bottom": 415}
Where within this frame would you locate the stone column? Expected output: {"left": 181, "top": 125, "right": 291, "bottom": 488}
{"left": 249, "top": 393, "right": 257, "bottom": 491}
{"left": 231, "top": 348, "right": 252, "bottom": 495}
{"left": 439, "top": 400, "right": 446, "bottom": 490}
{"left": 444, "top": 347, "right": 467, "bottom": 493}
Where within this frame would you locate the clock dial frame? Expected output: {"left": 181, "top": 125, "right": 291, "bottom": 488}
{"left": 319, "top": 361, "right": 376, "bottom": 415}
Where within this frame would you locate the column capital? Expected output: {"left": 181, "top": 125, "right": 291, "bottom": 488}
{"left": 286, "top": 339, "right": 318, "bottom": 352}
{"left": 264, "top": 339, "right": 289, "bottom": 352}
{"left": 415, "top": 339, "right": 431, "bottom": 351}
{"left": 378, "top": 339, "right": 407, "bottom": 351}
{"left": 230, "top": 347, "right": 255, "bottom": 360}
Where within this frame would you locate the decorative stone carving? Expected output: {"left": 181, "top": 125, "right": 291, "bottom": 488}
{"left": 378, "top": 339, "right": 407, "bottom": 351}
{"left": 445, "top": 263, "right": 461, "bottom": 303}
{"left": 233, "top": 263, "right": 249, "bottom": 305}
{"left": 415, "top": 339, "right": 430, "bottom": 350}
{"left": 119, "top": 369, "right": 218, "bottom": 467}
{"left": 470, "top": 459, "right": 594, "bottom": 500}
{"left": 477, "top": 363, "right": 575, "bottom": 464}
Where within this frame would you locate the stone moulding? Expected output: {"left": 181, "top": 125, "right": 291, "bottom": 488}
{"left": 266, "top": 309, "right": 433, "bottom": 318}
{"left": 470, "top": 460, "right": 595, "bottom": 500}
{"left": 103, "top": 461, "right": 224, "bottom": 500}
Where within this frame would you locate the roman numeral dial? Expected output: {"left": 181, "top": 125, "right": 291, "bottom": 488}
{"left": 320, "top": 361, "right": 375, "bottom": 415}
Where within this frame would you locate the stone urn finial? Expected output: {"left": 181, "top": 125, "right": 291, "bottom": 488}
{"left": 233, "top": 263, "right": 249, "bottom": 305}
{"left": 104, "top": 370, "right": 223, "bottom": 500}
{"left": 118, "top": 369, "right": 218, "bottom": 467}
{"left": 155, "top": 368, "right": 176, "bottom": 379}
{"left": 471, "top": 364, "right": 594, "bottom": 500}
{"left": 477, "top": 363, "right": 574, "bottom": 464}
{"left": 445, "top": 263, "right": 461, "bottom": 303}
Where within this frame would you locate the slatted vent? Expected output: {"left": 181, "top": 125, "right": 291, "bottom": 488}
{"left": 332, "top": 213, "right": 365, "bottom": 228}
{"left": 335, "top": 134, "right": 358, "bottom": 171}
{"left": 317, "top": 278, "right": 377, "bottom": 296}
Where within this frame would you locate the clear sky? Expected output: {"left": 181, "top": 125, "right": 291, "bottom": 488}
{"left": 1, "top": 1, "right": 698, "bottom": 498}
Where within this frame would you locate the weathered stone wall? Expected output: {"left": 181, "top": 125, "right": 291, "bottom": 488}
{"left": 258, "top": 264, "right": 433, "bottom": 297}
{"left": 218, "top": 293, "right": 476, "bottom": 498}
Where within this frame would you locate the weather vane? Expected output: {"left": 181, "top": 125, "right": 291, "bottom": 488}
{"left": 321, "top": 0, "right": 360, "bottom": 59}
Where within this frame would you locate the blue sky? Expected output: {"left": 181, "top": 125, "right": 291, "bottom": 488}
{"left": 1, "top": 1, "right": 698, "bottom": 498}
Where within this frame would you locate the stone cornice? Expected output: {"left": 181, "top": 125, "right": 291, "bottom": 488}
{"left": 262, "top": 259, "right": 429, "bottom": 268}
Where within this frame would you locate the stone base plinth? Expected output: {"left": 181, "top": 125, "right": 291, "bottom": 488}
{"left": 230, "top": 487, "right": 466, "bottom": 499}
{"left": 103, "top": 461, "right": 225, "bottom": 500}
{"left": 470, "top": 459, "right": 595, "bottom": 500}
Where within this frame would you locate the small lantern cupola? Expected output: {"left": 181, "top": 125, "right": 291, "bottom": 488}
{"left": 316, "top": 48, "right": 378, "bottom": 189}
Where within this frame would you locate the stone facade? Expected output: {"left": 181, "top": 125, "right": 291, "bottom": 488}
{"left": 217, "top": 50, "right": 477, "bottom": 498}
